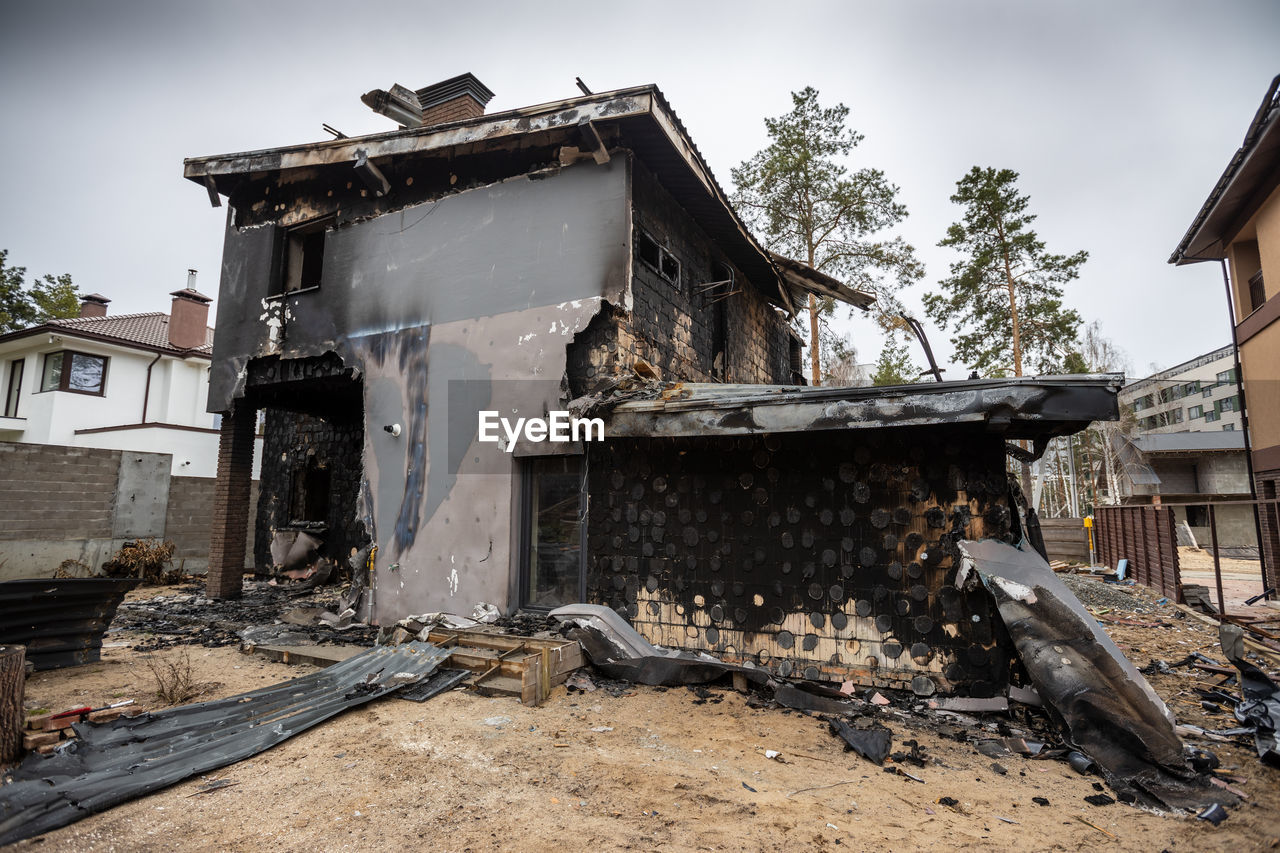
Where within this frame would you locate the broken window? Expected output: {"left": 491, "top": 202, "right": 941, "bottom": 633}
{"left": 280, "top": 219, "right": 331, "bottom": 294}
{"left": 289, "top": 459, "right": 331, "bottom": 525}
{"left": 3, "top": 358, "right": 23, "bottom": 417}
{"left": 710, "top": 262, "right": 732, "bottom": 379}
{"left": 789, "top": 336, "right": 804, "bottom": 381}
{"left": 521, "top": 455, "right": 583, "bottom": 609}
{"left": 636, "top": 230, "right": 680, "bottom": 288}
{"left": 39, "top": 351, "right": 107, "bottom": 396}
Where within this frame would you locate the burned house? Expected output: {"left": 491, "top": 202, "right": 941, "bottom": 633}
{"left": 186, "top": 75, "right": 1119, "bottom": 696}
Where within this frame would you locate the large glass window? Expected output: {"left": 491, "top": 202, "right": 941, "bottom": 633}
{"left": 40, "top": 351, "right": 107, "bottom": 395}
{"left": 522, "top": 455, "right": 583, "bottom": 609}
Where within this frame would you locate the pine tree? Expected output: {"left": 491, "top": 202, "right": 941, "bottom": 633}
{"left": 870, "top": 338, "right": 921, "bottom": 386}
{"left": 732, "top": 88, "right": 922, "bottom": 385}
{"left": 0, "top": 250, "right": 80, "bottom": 334}
{"left": 923, "top": 168, "right": 1085, "bottom": 377}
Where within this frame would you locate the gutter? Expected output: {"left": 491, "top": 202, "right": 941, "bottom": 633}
{"left": 1170, "top": 74, "right": 1280, "bottom": 265}
{"left": 140, "top": 351, "right": 162, "bottom": 422}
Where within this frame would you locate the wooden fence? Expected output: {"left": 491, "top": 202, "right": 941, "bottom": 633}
{"left": 1094, "top": 505, "right": 1182, "bottom": 602}
{"left": 1039, "top": 517, "right": 1091, "bottom": 563}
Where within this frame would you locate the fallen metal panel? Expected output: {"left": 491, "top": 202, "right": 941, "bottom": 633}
{"left": 0, "top": 578, "right": 141, "bottom": 670}
{"left": 956, "top": 540, "right": 1228, "bottom": 810}
{"left": 1220, "top": 624, "right": 1280, "bottom": 766}
{"left": 0, "top": 641, "right": 448, "bottom": 846}
{"left": 604, "top": 376, "right": 1122, "bottom": 441}
{"left": 398, "top": 667, "right": 470, "bottom": 703}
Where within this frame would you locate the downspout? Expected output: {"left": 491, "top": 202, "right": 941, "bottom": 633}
{"left": 1219, "top": 258, "right": 1268, "bottom": 596}
{"left": 141, "top": 352, "right": 162, "bottom": 422}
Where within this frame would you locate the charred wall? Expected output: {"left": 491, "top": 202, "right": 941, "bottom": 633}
{"left": 585, "top": 425, "right": 1017, "bottom": 695}
{"left": 566, "top": 159, "right": 794, "bottom": 395}
{"left": 255, "top": 409, "right": 365, "bottom": 568}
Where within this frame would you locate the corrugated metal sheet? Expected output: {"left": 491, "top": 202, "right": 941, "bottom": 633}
{"left": 0, "top": 578, "right": 141, "bottom": 670}
{"left": 0, "top": 641, "right": 450, "bottom": 845}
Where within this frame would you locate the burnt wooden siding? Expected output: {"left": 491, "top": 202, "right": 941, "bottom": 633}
{"left": 585, "top": 424, "right": 1017, "bottom": 696}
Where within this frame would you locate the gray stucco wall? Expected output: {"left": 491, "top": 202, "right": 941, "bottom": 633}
{"left": 212, "top": 160, "right": 631, "bottom": 621}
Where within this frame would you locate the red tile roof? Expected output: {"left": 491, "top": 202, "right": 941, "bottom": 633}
{"left": 42, "top": 312, "right": 214, "bottom": 355}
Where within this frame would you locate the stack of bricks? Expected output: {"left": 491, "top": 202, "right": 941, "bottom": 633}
{"left": 23, "top": 705, "right": 145, "bottom": 754}
{"left": 421, "top": 95, "right": 484, "bottom": 126}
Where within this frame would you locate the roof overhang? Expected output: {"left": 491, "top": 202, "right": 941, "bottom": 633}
{"left": 768, "top": 252, "right": 875, "bottom": 310}
{"left": 603, "top": 374, "right": 1122, "bottom": 441}
{"left": 185, "top": 86, "right": 807, "bottom": 312}
{"left": 1171, "top": 75, "right": 1280, "bottom": 265}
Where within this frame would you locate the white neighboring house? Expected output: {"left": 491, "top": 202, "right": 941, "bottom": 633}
{"left": 0, "top": 276, "right": 262, "bottom": 477}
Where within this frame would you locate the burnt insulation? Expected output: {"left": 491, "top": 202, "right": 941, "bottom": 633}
{"left": 585, "top": 424, "right": 1017, "bottom": 695}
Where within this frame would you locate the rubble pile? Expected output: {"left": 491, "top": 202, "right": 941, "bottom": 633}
{"left": 111, "top": 581, "right": 377, "bottom": 652}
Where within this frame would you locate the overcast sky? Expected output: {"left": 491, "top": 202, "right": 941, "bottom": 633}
{"left": 2, "top": 0, "right": 1276, "bottom": 379}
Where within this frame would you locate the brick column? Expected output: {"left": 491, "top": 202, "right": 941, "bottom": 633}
{"left": 207, "top": 403, "right": 257, "bottom": 599}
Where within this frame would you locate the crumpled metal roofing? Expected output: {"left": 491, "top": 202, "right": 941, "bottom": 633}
{"left": 604, "top": 375, "right": 1123, "bottom": 441}
{"left": 0, "top": 641, "right": 449, "bottom": 846}
{"left": 0, "top": 578, "right": 141, "bottom": 671}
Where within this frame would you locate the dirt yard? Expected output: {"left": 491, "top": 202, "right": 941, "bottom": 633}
{"left": 9, "top": 583, "right": 1280, "bottom": 852}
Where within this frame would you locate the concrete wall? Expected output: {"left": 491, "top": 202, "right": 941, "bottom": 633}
{"left": 166, "top": 475, "right": 258, "bottom": 572}
{"left": 1196, "top": 453, "right": 1250, "bottom": 494}
{"left": 0, "top": 441, "right": 255, "bottom": 579}
{"left": 1170, "top": 504, "right": 1258, "bottom": 549}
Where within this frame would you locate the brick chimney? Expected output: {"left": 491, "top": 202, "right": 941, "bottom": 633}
{"left": 79, "top": 293, "right": 110, "bottom": 318}
{"left": 168, "top": 270, "right": 212, "bottom": 350}
{"left": 416, "top": 73, "right": 494, "bottom": 126}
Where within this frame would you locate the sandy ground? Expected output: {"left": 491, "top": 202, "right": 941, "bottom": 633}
{"left": 1177, "top": 547, "right": 1276, "bottom": 616}
{"left": 8, "top": 588, "right": 1280, "bottom": 852}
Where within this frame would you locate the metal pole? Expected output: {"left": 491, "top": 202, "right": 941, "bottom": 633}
{"left": 1209, "top": 504, "right": 1226, "bottom": 616}
{"left": 1066, "top": 433, "right": 1079, "bottom": 518}
{"left": 1218, "top": 260, "right": 1269, "bottom": 598}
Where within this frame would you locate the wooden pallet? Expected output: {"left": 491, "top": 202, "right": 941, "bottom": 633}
{"left": 426, "top": 629, "right": 583, "bottom": 706}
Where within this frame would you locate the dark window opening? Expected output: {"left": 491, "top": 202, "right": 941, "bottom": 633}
{"left": 710, "top": 262, "right": 732, "bottom": 379}
{"left": 1249, "top": 270, "right": 1266, "bottom": 313}
{"left": 660, "top": 252, "right": 681, "bottom": 284}
{"left": 789, "top": 335, "right": 806, "bottom": 385}
{"left": 289, "top": 459, "right": 331, "bottom": 525}
{"left": 521, "top": 455, "right": 584, "bottom": 609}
{"left": 4, "top": 358, "right": 23, "bottom": 417}
{"left": 636, "top": 229, "right": 680, "bottom": 288}
{"left": 1186, "top": 505, "right": 1208, "bottom": 527}
{"left": 280, "top": 219, "right": 331, "bottom": 294}
{"left": 39, "top": 350, "right": 107, "bottom": 396}
{"left": 637, "top": 231, "right": 661, "bottom": 269}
